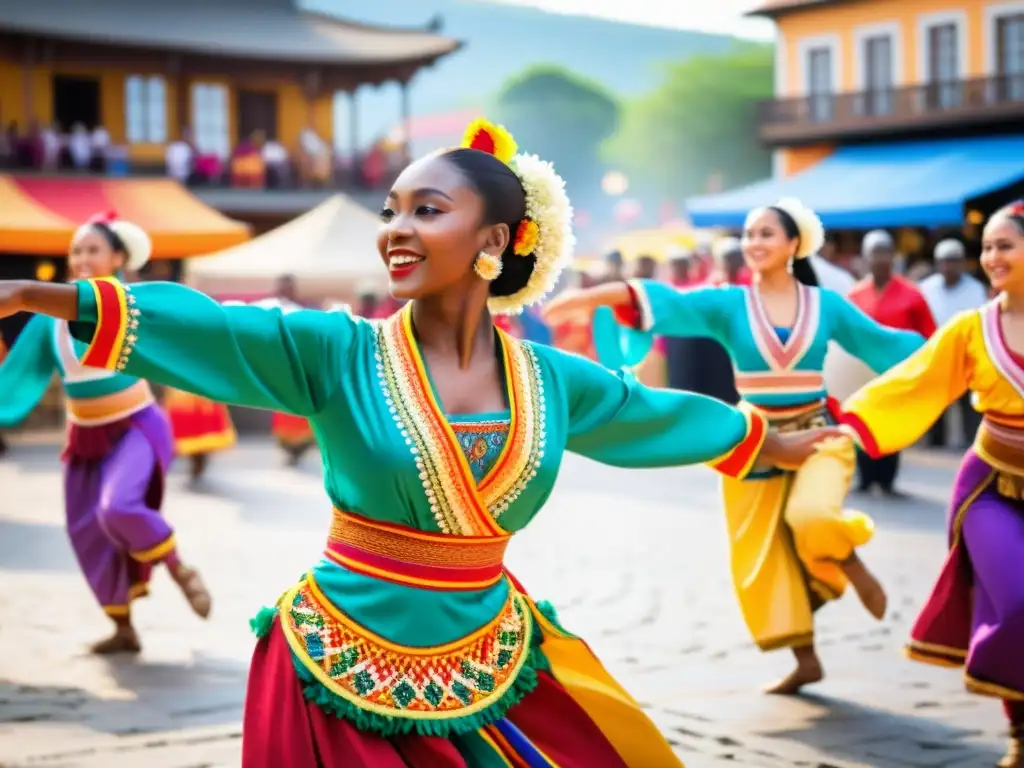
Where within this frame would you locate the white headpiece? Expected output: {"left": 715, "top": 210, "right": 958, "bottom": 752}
{"left": 459, "top": 118, "right": 575, "bottom": 315}
{"left": 73, "top": 214, "right": 152, "bottom": 271}
{"left": 748, "top": 197, "right": 825, "bottom": 261}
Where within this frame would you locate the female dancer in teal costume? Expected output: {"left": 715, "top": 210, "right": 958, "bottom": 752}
{"left": 0, "top": 120, "right": 840, "bottom": 767}
{"left": 0, "top": 213, "right": 211, "bottom": 653}
{"left": 544, "top": 198, "right": 927, "bottom": 695}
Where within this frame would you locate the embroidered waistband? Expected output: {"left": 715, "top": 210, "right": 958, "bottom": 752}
{"left": 752, "top": 400, "right": 827, "bottom": 432}
{"left": 66, "top": 380, "right": 154, "bottom": 426}
{"left": 326, "top": 509, "right": 510, "bottom": 591}
{"left": 976, "top": 419, "right": 1024, "bottom": 481}
{"left": 735, "top": 371, "right": 824, "bottom": 396}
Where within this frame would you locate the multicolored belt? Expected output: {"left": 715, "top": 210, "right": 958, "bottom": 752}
{"left": 976, "top": 416, "right": 1024, "bottom": 500}
{"left": 754, "top": 400, "right": 829, "bottom": 433}
{"left": 325, "top": 509, "right": 510, "bottom": 591}
{"left": 66, "top": 380, "right": 155, "bottom": 426}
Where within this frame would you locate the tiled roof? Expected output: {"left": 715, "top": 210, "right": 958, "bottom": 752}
{"left": 746, "top": 0, "right": 845, "bottom": 18}
{"left": 0, "top": 0, "right": 461, "bottom": 65}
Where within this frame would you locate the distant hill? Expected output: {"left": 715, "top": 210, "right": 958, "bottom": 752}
{"left": 307, "top": 0, "right": 742, "bottom": 141}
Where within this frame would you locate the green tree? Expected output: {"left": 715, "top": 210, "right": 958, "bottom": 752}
{"left": 493, "top": 65, "right": 620, "bottom": 193}
{"left": 604, "top": 43, "right": 774, "bottom": 201}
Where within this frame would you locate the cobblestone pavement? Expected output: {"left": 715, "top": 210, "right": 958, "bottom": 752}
{"left": 0, "top": 437, "right": 1008, "bottom": 767}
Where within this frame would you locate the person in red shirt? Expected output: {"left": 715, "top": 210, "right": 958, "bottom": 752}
{"left": 847, "top": 230, "right": 937, "bottom": 497}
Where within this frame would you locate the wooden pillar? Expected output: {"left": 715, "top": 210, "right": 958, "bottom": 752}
{"left": 349, "top": 87, "right": 359, "bottom": 159}
{"left": 22, "top": 38, "right": 36, "bottom": 124}
{"left": 304, "top": 69, "right": 320, "bottom": 126}
{"left": 170, "top": 55, "right": 189, "bottom": 139}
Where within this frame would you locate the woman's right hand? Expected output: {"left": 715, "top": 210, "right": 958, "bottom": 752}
{"left": 0, "top": 281, "right": 24, "bottom": 320}
{"left": 542, "top": 283, "right": 631, "bottom": 327}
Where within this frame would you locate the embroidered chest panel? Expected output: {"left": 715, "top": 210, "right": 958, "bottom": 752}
{"left": 373, "top": 308, "right": 546, "bottom": 536}
{"left": 281, "top": 577, "right": 532, "bottom": 721}
{"left": 452, "top": 420, "right": 511, "bottom": 483}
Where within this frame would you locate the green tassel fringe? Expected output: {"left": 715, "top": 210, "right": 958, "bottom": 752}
{"left": 248, "top": 600, "right": 555, "bottom": 737}
{"left": 249, "top": 604, "right": 279, "bottom": 639}
{"left": 534, "top": 599, "right": 577, "bottom": 638}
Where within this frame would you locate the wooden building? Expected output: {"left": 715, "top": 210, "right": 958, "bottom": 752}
{"left": 0, "top": 0, "right": 461, "bottom": 170}
{"left": 686, "top": 0, "right": 1024, "bottom": 237}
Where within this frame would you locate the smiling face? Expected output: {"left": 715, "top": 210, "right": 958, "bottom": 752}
{"left": 741, "top": 208, "right": 798, "bottom": 275}
{"left": 376, "top": 153, "right": 509, "bottom": 301}
{"left": 67, "top": 228, "right": 125, "bottom": 281}
{"left": 981, "top": 213, "right": 1024, "bottom": 294}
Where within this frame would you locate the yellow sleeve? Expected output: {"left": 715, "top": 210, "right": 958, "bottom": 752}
{"left": 840, "top": 311, "right": 973, "bottom": 457}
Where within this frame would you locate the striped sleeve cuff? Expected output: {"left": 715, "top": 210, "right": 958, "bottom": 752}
{"left": 78, "top": 278, "right": 138, "bottom": 372}
{"left": 827, "top": 395, "right": 882, "bottom": 458}
{"left": 707, "top": 402, "right": 768, "bottom": 479}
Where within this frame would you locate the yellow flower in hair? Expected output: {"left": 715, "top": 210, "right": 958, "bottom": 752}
{"left": 513, "top": 219, "right": 539, "bottom": 256}
{"left": 461, "top": 118, "right": 518, "bottom": 165}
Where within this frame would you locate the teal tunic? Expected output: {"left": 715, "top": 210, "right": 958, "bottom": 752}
{"left": 0, "top": 313, "right": 152, "bottom": 427}
{"left": 71, "top": 278, "right": 766, "bottom": 735}
{"left": 602, "top": 279, "right": 926, "bottom": 409}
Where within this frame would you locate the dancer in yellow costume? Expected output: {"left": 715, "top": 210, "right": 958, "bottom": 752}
{"left": 544, "top": 198, "right": 927, "bottom": 693}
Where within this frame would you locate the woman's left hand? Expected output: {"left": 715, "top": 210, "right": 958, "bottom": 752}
{"left": 757, "top": 426, "right": 848, "bottom": 471}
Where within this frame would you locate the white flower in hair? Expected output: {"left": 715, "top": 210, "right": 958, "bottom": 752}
{"left": 772, "top": 197, "right": 825, "bottom": 260}
{"left": 488, "top": 152, "right": 576, "bottom": 315}
{"left": 459, "top": 117, "right": 576, "bottom": 315}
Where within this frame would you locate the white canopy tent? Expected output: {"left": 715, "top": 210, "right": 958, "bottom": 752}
{"left": 185, "top": 194, "right": 389, "bottom": 301}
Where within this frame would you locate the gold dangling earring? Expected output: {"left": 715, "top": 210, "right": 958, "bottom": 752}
{"left": 474, "top": 251, "right": 503, "bottom": 281}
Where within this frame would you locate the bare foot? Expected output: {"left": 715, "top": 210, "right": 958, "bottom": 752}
{"left": 90, "top": 627, "right": 141, "bottom": 655}
{"left": 173, "top": 565, "right": 212, "bottom": 619}
{"left": 765, "top": 658, "right": 824, "bottom": 695}
{"left": 999, "top": 732, "right": 1023, "bottom": 768}
{"left": 841, "top": 555, "right": 887, "bottom": 620}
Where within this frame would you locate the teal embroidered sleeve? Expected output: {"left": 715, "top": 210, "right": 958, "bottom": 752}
{"left": 71, "top": 279, "right": 358, "bottom": 416}
{"left": 543, "top": 345, "right": 766, "bottom": 478}
{"left": 824, "top": 289, "right": 927, "bottom": 374}
{"left": 0, "top": 315, "right": 56, "bottom": 427}
{"left": 592, "top": 280, "right": 738, "bottom": 371}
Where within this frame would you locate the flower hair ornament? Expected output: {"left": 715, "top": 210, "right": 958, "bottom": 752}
{"left": 460, "top": 117, "right": 575, "bottom": 314}
{"left": 765, "top": 197, "right": 825, "bottom": 261}
{"left": 73, "top": 210, "right": 153, "bottom": 271}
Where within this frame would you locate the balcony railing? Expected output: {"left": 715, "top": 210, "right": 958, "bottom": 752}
{"left": 758, "top": 73, "right": 1024, "bottom": 145}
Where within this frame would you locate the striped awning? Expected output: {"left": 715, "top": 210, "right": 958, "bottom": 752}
{"left": 0, "top": 176, "right": 251, "bottom": 257}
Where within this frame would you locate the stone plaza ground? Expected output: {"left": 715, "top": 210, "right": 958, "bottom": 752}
{"left": 0, "top": 436, "right": 1010, "bottom": 767}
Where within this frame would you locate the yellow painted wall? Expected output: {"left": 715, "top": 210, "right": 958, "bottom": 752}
{"left": 780, "top": 144, "right": 836, "bottom": 176}
{"left": 0, "top": 56, "right": 332, "bottom": 160}
{"left": 776, "top": 0, "right": 1002, "bottom": 95}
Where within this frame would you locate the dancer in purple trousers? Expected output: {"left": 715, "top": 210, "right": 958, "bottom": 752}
{"left": 0, "top": 212, "right": 211, "bottom": 653}
{"left": 840, "top": 201, "right": 1024, "bottom": 768}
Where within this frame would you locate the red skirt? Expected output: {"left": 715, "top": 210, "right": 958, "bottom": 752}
{"left": 272, "top": 412, "right": 315, "bottom": 447}
{"left": 241, "top": 624, "right": 630, "bottom": 767}
{"left": 164, "top": 389, "right": 236, "bottom": 456}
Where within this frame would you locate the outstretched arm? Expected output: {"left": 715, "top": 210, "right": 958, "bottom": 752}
{"left": 545, "top": 280, "right": 735, "bottom": 371}
{"left": 827, "top": 290, "right": 927, "bottom": 374}
{"left": 550, "top": 346, "right": 839, "bottom": 478}
{"left": 0, "top": 279, "right": 358, "bottom": 417}
{"left": 839, "top": 312, "right": 972, "bottom": 457}
{"left": 0, "top": 315, "right": 56, "bottom": 427}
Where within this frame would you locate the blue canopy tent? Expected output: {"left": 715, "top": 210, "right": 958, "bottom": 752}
{"left": 686, "top": 135, "right": 1024, "bottom": 229}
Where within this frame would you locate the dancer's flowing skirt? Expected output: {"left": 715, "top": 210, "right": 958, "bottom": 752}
{"left": 907, "top": 450, "right": 1024, "bottom": 700}
{"left": 272, "top": 412, "right": 315, "bottom": 448}
{"left": 721, "top": 410, "right": 872, "bottom": 650}
{"left": 241, "top": 578, "right": 684, "bottom": 767}
{"left": 164, "top": 388, "right": 236, "bottom": 456}
{"left": 64, "top": 404, "right": 176, "bottom": 616}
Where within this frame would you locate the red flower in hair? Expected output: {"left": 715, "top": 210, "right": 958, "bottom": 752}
{"left": 87, "top": 210, "right": 118, "bottom": 225}
{"left": 1008, "top": 201, "right": 1024, "bottom": 217}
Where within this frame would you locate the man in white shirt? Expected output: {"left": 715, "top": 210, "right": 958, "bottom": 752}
{"left": 920, "top": 239, "right": 989, "bottom": 448}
